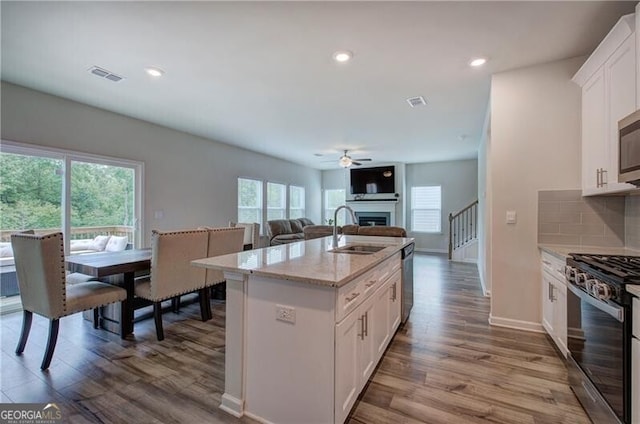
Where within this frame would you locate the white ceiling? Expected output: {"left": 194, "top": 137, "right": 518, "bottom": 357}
{"left": 1, "top": 1, "right": 636, "bottom": 169}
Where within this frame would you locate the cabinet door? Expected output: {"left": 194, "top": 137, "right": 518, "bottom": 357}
{"left": 633, "top": 337, "right": 640, "bottom": 424}
{"left": 605, "top": 34, "right": 637, "bottom": 191}
{"left": 541, "top": 273, "right": 555, "bottom": 337}
{"left": 581, "top": 68, "right": 607, "bottom": 194}
{"left": 388, "top": 271, "right": 402, "bottom": 335}
{"left": 358, "top": 295, "right": 377, "bottom": 385}
{"left": 372, "top": 282, "right": 391, "bottom": 361}
{"left": 335, "top": 308, "right": 362, "bottom": 424}
{"left": 552, "top": 281, "right": 568, "bottom": 357}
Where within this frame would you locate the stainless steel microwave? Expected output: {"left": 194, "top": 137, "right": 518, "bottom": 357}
{"left": 619, "top": 109, "right": 640, "bottom": 186}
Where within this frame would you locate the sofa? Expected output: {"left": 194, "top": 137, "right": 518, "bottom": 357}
{"left": 0, "top": 234, "right": 130, "bottom": 265}
{"left": 339, "top": 224, "right": 407, "bottom": 237}
{"left": 266, "top": 218, "right": 314, "bottom": 245}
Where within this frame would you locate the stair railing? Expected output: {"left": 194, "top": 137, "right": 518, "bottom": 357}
{"left": 448, "top": 200, "right": 479, "bottom": 260}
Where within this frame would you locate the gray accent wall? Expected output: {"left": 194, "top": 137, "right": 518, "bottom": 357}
{"left": 1, "top": 82, "right": 322, "bottom": 246}
{"left": 405, "top": 159, "right": 478, "bottom": 253}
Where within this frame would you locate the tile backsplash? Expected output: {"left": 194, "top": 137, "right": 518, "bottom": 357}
{"left": 538, "top": 190, "right": 625, "bottom": 247}
{"left": 626, "top": 195, "right": 640, "bottom": 250}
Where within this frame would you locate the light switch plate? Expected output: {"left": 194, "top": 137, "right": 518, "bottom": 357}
{"left": 506, "top": 210, "right": 517, "bottom": 224}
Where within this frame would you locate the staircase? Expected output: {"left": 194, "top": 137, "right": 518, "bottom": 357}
{"left": 448, "top": 200, "right": 478, "bottom": 263}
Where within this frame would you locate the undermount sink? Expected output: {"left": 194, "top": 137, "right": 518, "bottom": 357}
{"left": 330, "top": 244, "right": 387, "bottom": 255}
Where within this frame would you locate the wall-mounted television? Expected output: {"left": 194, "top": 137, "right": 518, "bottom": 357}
{"left": 350, "top": 166, "right": 395, "bottom": 195}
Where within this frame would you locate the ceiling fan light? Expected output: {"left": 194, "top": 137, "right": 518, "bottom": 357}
{"left": 339, "top": 156, "right": 353, "bottom": 167}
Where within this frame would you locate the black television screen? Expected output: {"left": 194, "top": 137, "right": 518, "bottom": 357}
{"left": 350, "top": 166, "right": 395, "bottom": 194}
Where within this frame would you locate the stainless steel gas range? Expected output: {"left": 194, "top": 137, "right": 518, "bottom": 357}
{"left": 564, "top": 254, "right": 640, "bottom": 424}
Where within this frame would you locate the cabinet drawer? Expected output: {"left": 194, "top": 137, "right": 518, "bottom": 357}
{"left": 336, "top": 253, "right": 401, "bottom": 323}
{"left": 541, "top": 251, "right": 566, "bottom": 282}
{"left": 633, "top": 297, "right": 640, "bottom": 338}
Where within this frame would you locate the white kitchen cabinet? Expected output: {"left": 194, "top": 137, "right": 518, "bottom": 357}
{"left": 573, "top": 14, "right": 637, "bottom": 196}
{"left": 335, "top": 277, "right": 392, "bottom": 424}
{"left": 335, "top": 299, "right": 363, "bottom": 424}
{"left": 373, "top": 280, "right": 391, "bottom": 359}
{"left": 636, "top": 2, "right": 640, "bottom": 105}
{"left": 388, "top": 270, "right": 402, "bottom": 335}
{"left": 540, "top": 251, "right": 568, "bottom": 357}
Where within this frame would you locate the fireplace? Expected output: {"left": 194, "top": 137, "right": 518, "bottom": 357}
{"left": 355, "top": 212, "right": 390, "bottom": 226}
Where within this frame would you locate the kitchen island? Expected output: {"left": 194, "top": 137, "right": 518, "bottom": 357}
{"left": 192, "top": 235, "right": 413, "bottom": 424}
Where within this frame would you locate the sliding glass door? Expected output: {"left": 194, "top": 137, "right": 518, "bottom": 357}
{"left": 0, "top": 141, "right": 143, "bottom": 307}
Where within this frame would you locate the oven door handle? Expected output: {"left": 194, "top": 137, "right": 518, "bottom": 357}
{"left": 567, "top": 283, "right": 624, "bottom": 322}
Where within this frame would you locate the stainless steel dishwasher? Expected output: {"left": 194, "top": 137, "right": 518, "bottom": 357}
{"left": 401, "top": 242, "right": 414, "bottom": 324}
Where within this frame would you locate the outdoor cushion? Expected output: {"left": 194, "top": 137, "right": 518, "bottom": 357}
{"left": 92, "top": 235, "right": 111, "bottom": 251}
{"left": 105, "top": 236, "right": 128, "bottom": 252}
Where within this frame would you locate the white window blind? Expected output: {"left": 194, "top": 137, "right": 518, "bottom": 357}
{"left": 324, "top": 189, "right": 346, "bottom": 225}
{"left": 411, "top": 186, "right": 441, "bottom": 232}
{"left": 238, "top": 178, "right": 263, "bottom": 227}
{"left": 289, "top": 185, "right": 305, "bottom": 219}
{"left": 267, "top": 182, "right": 286, "bottom": 221}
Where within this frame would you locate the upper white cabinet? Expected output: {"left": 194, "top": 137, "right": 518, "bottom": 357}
{"left": 573, "top": 14, "right": 637, "bottom": 196}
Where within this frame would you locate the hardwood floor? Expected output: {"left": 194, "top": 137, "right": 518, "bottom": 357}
{"left": 0, "top": 254, "right": 589, "bottom": 423}
{"left": 348, "top": 254, "right": 590, "bottom": 424}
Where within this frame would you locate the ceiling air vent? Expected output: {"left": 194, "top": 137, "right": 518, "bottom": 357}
{"left": 89, "top": 66, "right": 124, "bottom": 82}
{"left": 406, "top": 96, "right": 427, "bottom": 108}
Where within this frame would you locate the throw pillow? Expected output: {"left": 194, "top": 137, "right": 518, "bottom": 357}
{"left": 92, "top": 235, "right": 111, "bottom": 251}
{"left": 104, "top": 235, "right": 128, "bottom": 252}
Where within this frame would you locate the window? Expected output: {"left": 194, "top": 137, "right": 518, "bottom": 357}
{"left": 289, "top": 186, "right": 305, "bottom": 219}
{"left": 1, "top": 141, "right": 143, "bottom": 311}
{"left": 411, "top": 186, "right": 442, "bottom": 232}
{"left": 267, "top": 182, "right": 286, "bottom": 221}
{"left": 238, "top": 178, "right": 263, "bottom": 226}
{"left": 324, "top": 189, "right": 346, "bottom": 225}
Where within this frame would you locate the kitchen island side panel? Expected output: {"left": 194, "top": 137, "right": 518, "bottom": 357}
{"left": 244, "top": 275, "right": 336, "bottom": 424}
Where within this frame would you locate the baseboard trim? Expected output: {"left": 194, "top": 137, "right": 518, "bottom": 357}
{"left": 243, "top": 411, "right": 275, "bottom": 424}
{"left": 220, "top": 394, "right": 244, "bottom": 418}
{"left": 488, "top": 315, "right": 544, "bottom": 333}
{"left": 414, "top": 247, "right": 447, "bottom": 254}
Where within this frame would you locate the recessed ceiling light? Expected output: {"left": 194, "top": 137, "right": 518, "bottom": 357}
{"left": 333, "top": 50, "right": 353, "bottom": 63}
{"left": 145, "top": 66, "right": 165, "bottom": 77}
{"left": 469, "top": 58, "right": 487, "bottom": 67}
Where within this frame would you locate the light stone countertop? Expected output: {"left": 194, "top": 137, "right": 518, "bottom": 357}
{"left": 539, "top": 244, "right": 640, "bottom": 261}
{"left": 627, "top": 285, "right": 640, "bottom": 298}
{"left": 192, "top": 235, "right": 414, "bottom": 288}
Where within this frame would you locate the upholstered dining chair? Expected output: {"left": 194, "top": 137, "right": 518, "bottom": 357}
{"left": 134, "top": 229, "right": 210, "bottom": 341}
{"left": 204, "top": 226, "right": 245, "bottom": 287}
{"left": 228, "top": 221, "right": 261, "bottom": 250}
{"left": 11, "top": 232, "right": 128, "bottom": 370}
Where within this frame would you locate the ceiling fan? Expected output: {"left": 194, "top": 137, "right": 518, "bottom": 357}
{"left": 337, "top": 150, "right": 372, "bottom": 168}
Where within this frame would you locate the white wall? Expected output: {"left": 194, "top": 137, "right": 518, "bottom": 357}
{"left": 477, "top": 104, "right": 491, "bottom": 295}
{"left": 405, "top": 159, "right": 478, "bottom": 252}
{"left": 1, "top": 82, "right": 322, "bottom": 245}
{"left": 488, "top": 57, "right": 582, "bottom": 330}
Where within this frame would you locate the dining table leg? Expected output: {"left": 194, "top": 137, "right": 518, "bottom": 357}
{"left": 122, "top": 271, "right": 135, "bottom": 337}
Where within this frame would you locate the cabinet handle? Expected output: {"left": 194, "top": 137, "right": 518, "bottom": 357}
{"left": 392, "top": 283, "right": 397, "bottom": 301}
{"left": 365, "top": 280, "right": 376, "bottom": 288}
{"left": 345, "top": 292, "right": 360, "bottom": 303}
{"left": 548, "top": 282, "right": 552, "bottom": 301}
{"left": 601, "top": 169, "right": 607, "bottom": 186}
{"left": 596, "top": 168, "right": 601, "bottom": 187}
{"left": 542, "top": 260, "right": 552, "bottom": 266}
{"left": 364, "top": 311, "right": 368, "bottom": 337}
{"left": 358, "top": 315, "right": 365, "bottom": 340}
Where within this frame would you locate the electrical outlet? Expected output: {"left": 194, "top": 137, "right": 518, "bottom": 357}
{"left": 276, "top": 304, "right": 296, "bottom": 324}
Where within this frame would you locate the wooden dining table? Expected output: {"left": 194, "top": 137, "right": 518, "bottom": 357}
{"left": 66, "top": 248, "right": 151, "bottom": 337}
